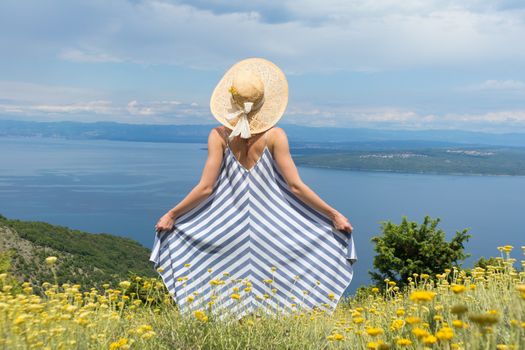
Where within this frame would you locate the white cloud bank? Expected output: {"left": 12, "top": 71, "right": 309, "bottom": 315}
{"left": 3, "top": 92, "right": 525, "bottom": 132}
{"left": 0, "top": 80, "right": 207, "bottom": 124}
{"left": 285, "top": 105, "right": 525, "bottom": 132}
{"left": 1, "top": 1, "right": 525, "bottom": 131}
{"left": 1, "top": 0, "right": 525, "bottom": 73}
{"left": 460, "top": 79, "right": 525, "bottom": 93}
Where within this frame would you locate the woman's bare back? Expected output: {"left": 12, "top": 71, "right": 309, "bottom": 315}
{"left": 216, "top": 125, "right": 273, "bottom": 172}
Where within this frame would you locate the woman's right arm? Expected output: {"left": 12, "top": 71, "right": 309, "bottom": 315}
{"left": 155, "top": 127, "right": 225, "bottom": 233}
{"left": 270, "top": 127, "right": 353, "bottom": 233}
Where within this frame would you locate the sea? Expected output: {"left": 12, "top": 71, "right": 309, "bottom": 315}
{"left": 1, "top": 136, "right": 524, "bottom": 294}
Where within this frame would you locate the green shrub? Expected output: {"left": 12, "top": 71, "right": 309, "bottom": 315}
{"left": 369, "top": 215, "right": 471, "bottom": 289}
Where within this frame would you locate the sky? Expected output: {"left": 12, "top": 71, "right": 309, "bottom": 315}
{"left": 1, "top": 0, "right": 525, "bottom": 132}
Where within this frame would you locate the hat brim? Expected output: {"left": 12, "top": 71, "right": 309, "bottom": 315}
{"left": 210, "top": 57, "right": 289, "bottom": 134}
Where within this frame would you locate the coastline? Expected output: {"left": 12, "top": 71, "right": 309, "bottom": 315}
{"left": 295, "top": 162, "right": 525, "bottom": 177}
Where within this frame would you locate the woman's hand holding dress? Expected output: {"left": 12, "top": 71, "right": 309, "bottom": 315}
{"left": 331, "top": 211, "right": 353, "bottom": 233}
{"left": 155, "top": 212, "right": 175, "bottom": 233}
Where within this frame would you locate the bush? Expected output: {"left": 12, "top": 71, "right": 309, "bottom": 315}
{"left": 369, "top": 215, "right": 471, "bottom": 289}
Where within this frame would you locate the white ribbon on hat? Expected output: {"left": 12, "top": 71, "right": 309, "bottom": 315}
{"left": 225, "top": 97, "right": 264, "bottom": 141}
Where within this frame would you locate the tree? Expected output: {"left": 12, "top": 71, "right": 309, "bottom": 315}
{"left": 370, "top": 215, "right": 471, "bottom": 288}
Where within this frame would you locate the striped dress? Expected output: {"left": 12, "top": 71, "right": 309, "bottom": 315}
{"left": 149, "top": 127, "right": 357, "bottom": 320}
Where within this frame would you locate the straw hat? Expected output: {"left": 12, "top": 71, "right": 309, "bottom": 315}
{"left": 210, "top": 57, "right": 288, "bottom": 140}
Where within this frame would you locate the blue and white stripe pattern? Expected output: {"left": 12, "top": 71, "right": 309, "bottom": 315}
{"left": 149, "top": 142, "right": 357, "bottom": 320}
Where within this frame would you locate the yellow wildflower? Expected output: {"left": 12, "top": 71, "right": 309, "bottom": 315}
{"left": 412, "top": 327, "right": 429, "bottom": 338}
{"left": 452, "top": 320, "right": 464, "bottom": 328}
{"left": 45, "top": 256, "right": 58, "bottom": 265}
{"left": 423, "top": 335, "right": 438, "bottom": 344}
{"left": 366, "top": 327, "right": 384, "bottom": 337}
{"left": 436, "top": 327, "right": 454, "bottom": 340}
{"left": 210, "top": 279, "right": 224, "bottom": 285}
{"left": 410, "top": 291, "right": 436, "bottom": 302}
{"left": 109, "top": 338, "right": 129, "bottom": 350}
{"left": 451, "top": 285, "right": 466, "bottom": 294}
{"left": 119, "top": 281, "right": 131, "bottom": 289}
{"left": 13, "top": 314, "right": 29, "bottom": 325}
{"left": 396, "top": 338, "right": 412, "bottom": 346}
{"left": 353, "top": 317, "right": 365, "bottom": 324}
{"left": 194, "top": 310, "right": 208, "bottom": 322}
{"left": 406, "top": 316, "right": 421, "bottom": 325}
{"left": 367, "top": 341, "right": 378, "bottom": 349}
{"left": 326, "top": 333, "right": 344, "bottom": 341}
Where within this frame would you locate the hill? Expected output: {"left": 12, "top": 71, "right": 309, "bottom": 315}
{"left": 293, "top": 146, "right": 525, "bottom": 176}
{"left": 0, "top": 213, "right": 156, "bottom": 292}
{"left": 2, "top": 118, "right": 525, "bottom": 147}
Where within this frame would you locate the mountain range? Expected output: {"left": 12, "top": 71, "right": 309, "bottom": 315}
{"left": 1, "top": 118, "right": 525, "bottom": 148}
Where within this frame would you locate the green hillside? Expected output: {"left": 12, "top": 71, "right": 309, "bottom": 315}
{"left": 0, "top": 213, "right": 156, "bottom": 293}
{"left": 294, "top": 147, "right": 525, "bottom": 175}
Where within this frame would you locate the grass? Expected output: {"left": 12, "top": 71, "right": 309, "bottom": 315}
{"left": 0, "top": 245, "right": 524, "bottom": 349}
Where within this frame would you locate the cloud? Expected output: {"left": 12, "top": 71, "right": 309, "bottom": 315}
{"left": 0, "top": 79, "right": 207, "bottom": 124}
{"left": 58, "top": 48, "right": 124, "bottom": 63}
{"left": 1, "top": 77, "right": 525, "bottom": 131}
{"left": 0, "top": 80, "right": 104, "bottom": 104}
{"left": 284, "top": 103, "right": 525, "bottom": 132}
{"left": 126, "top": 100, "right": 182, "bottom": 116}
{"left": 1, "top": 1, "right": 524, "bottom": 132}
{"left": 2, "top": 89, "right": 525, "bottom": 131}
{"left": 2, "top": 0, "right": 525, "bottom": 73}
{"left": 461, "top": 79, "right": 525, "bottom": 92}
{"left": 29, "top": 100, "right": 116, "bottom": 114}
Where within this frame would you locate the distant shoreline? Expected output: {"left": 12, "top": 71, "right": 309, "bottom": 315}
{"left": 3, "top": 133, "right": 525, "bottom": 177}
{"left": 292, "top": 145, "right": 525, "bottom": 177}
{"left": 295, "top": 162, "right": 525, "bottom": 178}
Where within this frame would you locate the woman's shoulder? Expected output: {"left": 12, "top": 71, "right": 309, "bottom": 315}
{"left": 268, "top": 126, "right": 287, "bottom": 142}
{"left": 212, "top": 125, "right": 230, "bottom": 140}
{"left": 266, "top": 126, "right": 287, "bottom": 155}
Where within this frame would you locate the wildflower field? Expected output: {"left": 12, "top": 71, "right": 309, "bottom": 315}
{"left": 1, "top": 245, "right": 524, "bottom": 350}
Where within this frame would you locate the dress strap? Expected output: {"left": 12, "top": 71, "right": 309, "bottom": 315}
{"left": 220, "top": 126, "right": 230, "bottom": 150}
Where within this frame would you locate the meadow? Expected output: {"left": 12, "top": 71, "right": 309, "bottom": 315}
{"left": 1, "top": 246, "right": 524, "bottom": 350}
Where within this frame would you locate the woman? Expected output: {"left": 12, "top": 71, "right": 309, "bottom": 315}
{"left": 150, "top": 58, "right": 357, "bottom": 320}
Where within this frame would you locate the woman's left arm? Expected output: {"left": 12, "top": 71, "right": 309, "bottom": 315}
{"left": 155, "top": 128, "right": 224, "bottom": 232}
